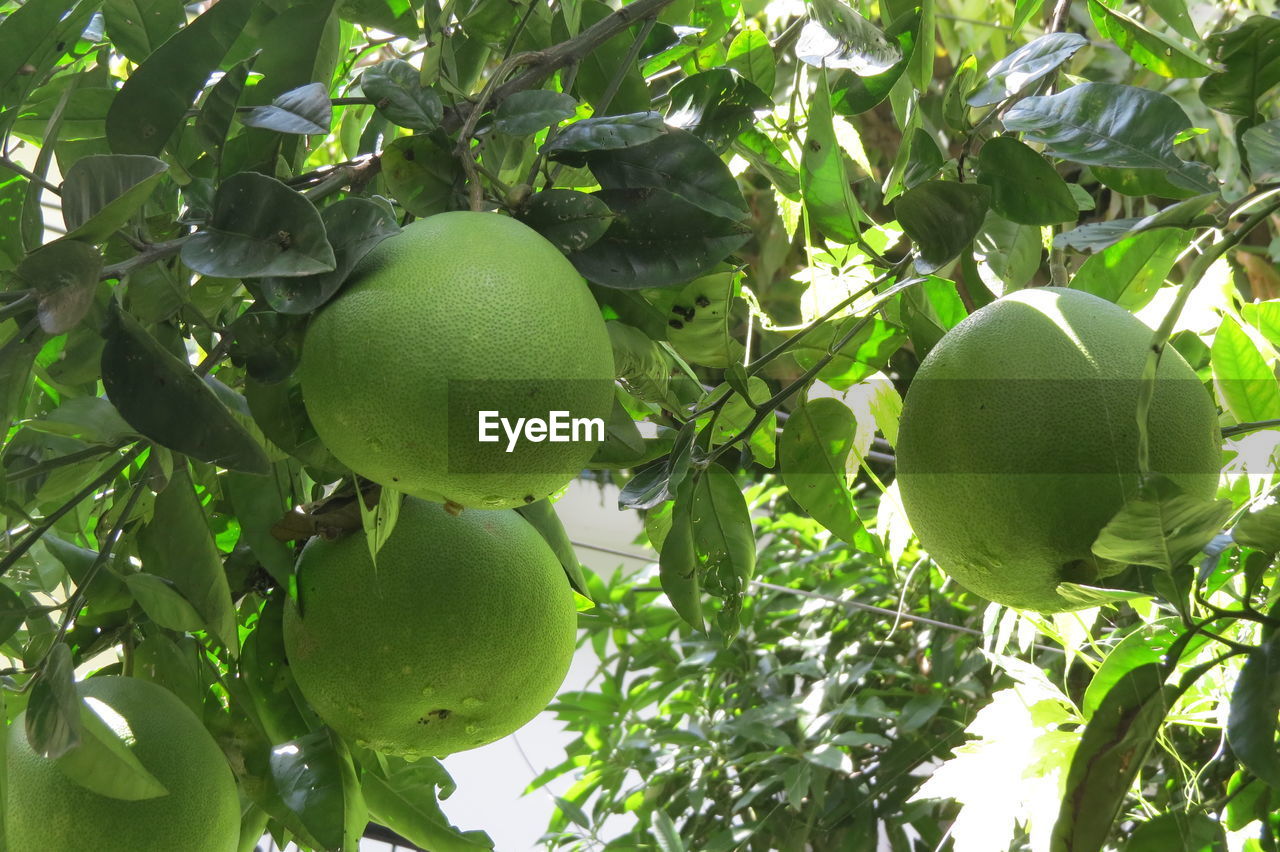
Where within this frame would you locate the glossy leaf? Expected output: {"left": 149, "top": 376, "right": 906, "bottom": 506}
{"left": 659, "top": 477, "right": 704, "bottom": 631}
{"left": 26, "top": 643, "right": 81, "bottom": 760}
{"left": 1200, "top": 16, "right": 1280, "bottom": 118}
{"left": 270, "top": 728, "right": 368, "bottom": 852}
{"left": 977, "top": 137, "right": 1076, "bottom": 225}
{"left": 56, "top": 696, "right": 169, "bottom": 801}
{"left": 968, "top": 32, "right": 1089, "bottom": 107}
{"left": 780, "top": 397, "right": 867, "bottom": 545}
{"left": 137, "top": 465, "right": 240, "bottom": 654}
{"left": 100, "top": 304, "right": 271, "bottom": 474}
{"left": 61, "top": 154, "right": 169, "bottom": 243}
{"left": 1086, "top": 0, "right": 1214, "bottom": 79}
{"left": 181, "top": 172, "right": 335, "bottom": 278}
{"left": 726, "top": 27, "right": 775, "bottom": 94}
{"left": 1243, "top": 120, "right": 1280, "bottom": 184}
{"left": 494, "top": 90, "right": 577, "bottom": 136}
{"left": 829, "top": 11, "right": 918, "bottom": 116}
{"left": 586, "top": 127, "right": 748, "bottom": 221}
{"left": 379, "top": 134, "right": 461, "bottom": 217}
{"left": 1227, "top": 632, "right": 1280, "bottom": 791}
{"left": 1212, "top": 317, "right": 1280, "bottom": 423}
{"left": 261, "top": 196, "right": 398, "bottom": 314}
{"left": 361, "top": 59, "right": 443, "bottom": 131}
{"left": 103, "top": 0, "right": 185, "bottom": 63}
{"left": 1081, "top": 620, "right": 1203, "bottom": 719}
{"left": 123, "top": 573, "right": 204, "bottom": 632}
{"left": 15, "top": 239, "right": 103, "bottom": 334}
{"left": 691, "top": 465, "right": 756, "bottom": 595}
{"left": 360, "top": 753, "right": 494, "bottom": 852}
{"left": 665, "top": 69, "right": 770, "bottom": 152}
{"left": 568, "top": 187, "right": 749, "bottom": 289}
{"left": 518, "top": 189, "right": 612, "bottom": 254}
{"left": 1051, "top": 663, "right": 1175, "bottom": 852}
{"left": 240, "top": 82, "right": 332, "bottom": 135}
{"left": 797, "top": 0, "right": 901, "bottom": 74}
{"left": 194, "top": 55, "right": 253, "bottom": 162}
{"left": 1054, "top": 193, "right": 1217, "bottom": 253}
{"left": 1126, "top": 812, "right": 1225, "bottom": 852}
{"left": 802, "top": 66, "right": 864, "bottom": 244}
{"left": 1004, "top": 83, "right": 1216, "bottom": 193}
{"left": 544, "top": 112, "right": 667, "bottom": 158}
{"left": 1091, "top": 475, "right": 1232, "bottom": 571}
{"left": 895, "top": 181, "right": 990, "bottom": 273}
{"left": 791, "top": 315, "right": 906, "bottom": 391}
{"left": 105, "top": 0, "right": 252, "bottom": 155}
{"left": 1069, "top": 228, "right": 1189, "bottom": 310}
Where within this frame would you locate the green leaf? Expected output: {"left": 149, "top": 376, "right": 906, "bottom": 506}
{"left": 518, "top": 189, "right": 612, "bottom": 255}
{"left": 0, "top": 583, "right": 24, "bottom": 646}
{"left": 26, "top": 643, "right": 81, "bottom": 760}
{"left": 665, "top": 69, "right": 770, "bottom": 152}
{"left": 895, "top": 181, "right": 990, "bottom": 273}
{"left": 494, "top": 90, "right": 577, "bottom": 136}
{"left": 829, "top": 11, "right": 918, "bottom": 116}
{"left": 55, "top": 695, "right": 169, "bottom": 801}
{"left": 103, "top": 0, "right": 186, "bottom": 63}
{"left": 1051, "top": 663, "right": 1176, "bottom": 852}
{"left": 360, "top": 753, "right": 494, "bottom": 852}
{"left": 1003, "top": 83, "right": 1216, "bottom": 193}
{"left": 1243, "top": 120, "right": 1280, "bottom": 184}
{"left": 379, "top": 134, "right": 461, "bottom": 217}
{"left": 977, "top": 137, "right": 1076, "bottom": 225}
{"left": 726, "top": 27, "right": 775, "bottom": 94}
{"left": 1090, "top": 165, "right": 1202, "bottom": 200}
{"left": 1147, "top": 0, "right": 1198, "bottom": 41}
{"left": 261, "top": 196, "right": 399, "bottom": 314}
{"left": 514, "top": 499, "right": 592, "bottom": 600}
{"left": 194, "top": 55, "right": 253, "bottom": 163}
{"left": 240, "top": 82, "right": 332, "bottom": 135}
{"left": 1126, "top": 811, "right": 1226, "bottom": 852}
{"left": 1081, "top": 620, "right": 1207, "bottom": 718}
{"left": 224, "top": 471, "right": 296, "bottom": 587}
{"left": 1201, "top": 16, "right": 1280, "bottom": 118}
{"left": 798, "top": 0, "right": 902, "bottom": 74}
{"left": 137, "top": 465, "right": 240, "bottom": 654}
{"left": 123, "top": 573, "right": 204, "bottom": 632}
{"left": 15, "top": 239, "right": 103, "bottom": 334}
{"left": 337, "top": 0, "right": 419, "bottom": 38}
{"left": 653, "top": 811, "right": 687, "bottom": 852}
{"left": 802, "top": 66, "right": 865, "bottom": 245}
{"left": 1086, "top": 0, "right": 1214, "bottom": 78}
{"left": 0, "top": 0, "right": 96, "bottom": 127}
{"left": 968, "top": 32, "right": 1089, "bottom": 107}
{"left": 1069, "top": 228, "right": 1189, "bottom": 311}
{"left": 1054, "top": 193, "right": 1217, "bottom": 253}
{"left": 361, "top": 59, "right": 443, "bottom": 131}
{"left": 732, "top": 127, "right": 800, "bottom": 199}
{"left": 545, "top": 112, "right": 667, "bottom": 159}
{"left": 619, "top": 421, "right": 696, "bottom": 510}
{"left": 181, "top": 172, "right": 336, "bottom": 278}
{"left": 586, "top": 127, "right": 748, "bottom": 222}
{"left": 61, "top": 154, "right": 168, "bottom": 243}
{"left": 561, "top": 0, "right": 650, "bottom": 113}
{"left": 1228, "top": 631, "right": 1280, "bottom": 791}
{"left": 1013, "top": 0, "right": 1045, "bottom": 30}
{"left": 1091, "top": 475, "right": 1232, "bottom": 572}
{"left": 1212, "top": 316, "right": 1280, "bottom": 423}
{"left": 665, "top": 272, "right": 744, "bottom": 368}
{"left": 659, "top": 478, "right": 704, "bottom": 631}
{"left": 691, "top": 465, "right": 756, "bottom": 598}
{"left": 271, "top": 728, "right": 368, "bottom": 852}
{"left": 105, "top": 0, "right": 253, "bottom": 155}
{"left": 567, "top": 187, "right": 749, "bottom": 289}
{"left": 100, "top": 304, "right": 271, "bottom": 474}
{"left": 780, "top": 397, "right": 867, "bottom": 546}
{"left": 1234, "top": 503, "right": 1280, "bottom": 553}
{"left": 791, "top": 315, "right": 906, "bottom": 390}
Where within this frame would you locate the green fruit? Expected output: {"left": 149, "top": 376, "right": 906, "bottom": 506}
{"left": 299, "top": 211, "right": 615, "bottom": 509}
{"left": 283, "top": 497, "right": 577, "bottom": 758}
{"left": 6, "top": 676, "right": 239, "bottom": 852}
{"left": 895, "top": 287, "right": 1221, "bottom": 612}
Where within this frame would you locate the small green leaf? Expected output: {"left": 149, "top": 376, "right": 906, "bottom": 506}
{"left": 659, "top": 478, "right": 704, "bottom": 631}
{"left": 15, "top": 239, "right": 103, "bottom": 334}
{"left": 1201, "top": 16, "right": 1280, "bottom": 118}
{"left": 1234, "top": 503, "right": 1280, "bottom": 553}
{"left": 780, "top": 397, "right": 867, "bottom": 546}
{"left": 494, "top": 90, "right": 577, "bottom": 136}
{"left": 895, "top": 181, "right": 991, "bottom": 273}
{"left": 360, "top": 752, "right": 494, "bottom": 851}
{"left": 181, "top": 172, "right": 336, "bottom": 278}
{"left": 137, "top": 465, "right": 241, "bottom": 654}
{"left": 1086, "top": 0, "right": 1215, "bottom": 78}
{"left": 26, "top": 643, "right": 81, "bottom": 760}
{"left": 691, "top": 465, "right": 756, "bottom": 596}
{"left": 1227, "top": 632, "right": 1280, "bottom": 792}
{"left": 726, "top": 27, "right": 775, "bottom": 94}
{"left": 1069, "top": 228, "right": 1189, "bottom": 311}
{"left": 544, "top": 112, "right": 667, "bottom": 159}
{"left": 801, "top": 66, "right": 864, "bottom": 245}
{"left": 1126, "top": 811, "right": 1225, "bottom": 852}
{"left": 361, "top": 59, "right": 443, "bottom": 131}
{"left": 240, "top": 82, "right": 332, "bottom": 135}
{"left": 56, "top": 692, "right": 170, "bottom": 801}
{"left": 514, "top": 499, "right": 592, "bottom": 600}
{"left": 379, "top": 134, "right": 461, "bottom": 217}
{"left": 518, "top": 189, "right": 612, "bottom": 254}
{"left": 103, "top": 0, "right": 185, "bottom": 63}
{"left": 270, "top": 729, "right": 368, "bottom": 852}
{"left": 652, "top": 810, "right": 687, "bottom": 852}
{"left": 1091, "top": 475, "right": 1232, "bottom": 572}
{"left": 100, "top": 304, "right": 271, "bottom": 474}
{"left": 968, "top": 32, "right": 1089, "bottom": 107}
{"left": 977, "top": 137, "right": 1076, "bottom": 225}
{"left": 123, "top": 573, "right": 204, "bottom": 632}
{"left": 261, "top": 196, "right": 399, "bottom": 314}
{"left": 790, "top": 316, "right": 906, "bottom": 390}
{"left": 61, "top": 154, "right": 169, "bottom": 243}
{"left": 1081, "top": 620, "right": 1206, "bottom": 719}
{"left": 665, "top": 69, "right": 770, "bottom": 152}
{"left": 797, "top": 0, "right": 902, "bottom": 73}
{"left": 1243, "top": 120, "right": 1280, "bottom": 184}
{"left": 1212, "top": 316, "right": 1280, "bottom": 423}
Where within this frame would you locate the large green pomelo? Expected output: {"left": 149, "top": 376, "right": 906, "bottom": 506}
{"left": 6, "top": 676, "right": 239, "bottom": 852}
{"left": 299, "top": 211, "right": 615, "bottom": 509}
{"left": 283, "top": 497, "right": 577, "bottom": 758}
{"left": 895, "top": 287, "right": 1221, "bottom": 612}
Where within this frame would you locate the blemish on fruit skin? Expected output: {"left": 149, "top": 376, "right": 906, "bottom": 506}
{"left": 462, "top": 697, "right": 484, "bottom": 709}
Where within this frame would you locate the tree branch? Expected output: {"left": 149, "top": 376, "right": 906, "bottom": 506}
{"left": 99, "top": 238, "right": 187, "bottom": 281}
{"left": 442, "top": 0, "right": 680, "bottom": 133}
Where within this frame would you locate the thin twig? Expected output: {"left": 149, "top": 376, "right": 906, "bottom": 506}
{"left": 1048, "top": 0, "right": 1073, "bottom": 32}
{"left": 0, "top": 157, "right": 61, "bottom": 195}
{"left": 1223, "top": 419, "right": 1280, "bottom": 438}
{"left": 99, "top": 238, "right": 187, "bottom": 281}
